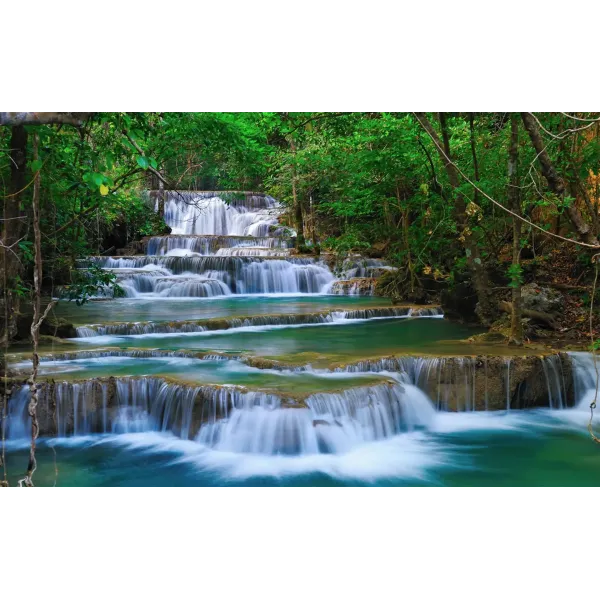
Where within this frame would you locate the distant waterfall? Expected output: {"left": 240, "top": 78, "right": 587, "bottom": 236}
{"left": 79, "top": 191, "right": 403, "bottom": 298}
{"left": 163, "top": 192, "right": 284, "bottom": 236}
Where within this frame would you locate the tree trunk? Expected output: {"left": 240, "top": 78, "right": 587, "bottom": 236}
{"left": 521, "top": 112, "right": 598, "bottom": 246}
{"left": 508, "top": 114, "right": 523, "bottom": 345}
{"left": 289, "top": 138, "right": 305, "bottom": 247}
{"left": 309, "top": 194, "right": 317, "bottom": 246}
{"left": 414, "top": 112, "right": 497, "bottom": 325}
{"left": 19, "top": 135, "right": 56, "bottom": 486}
{"left": 157, "top": 173, "right": 165, "bottom": 219}
{"left": 1, "top": 125, "right": 28, "bottom": 347}
{"left": 22, "top": 134, "right": 41, "bottom": 486}
{"left": 468, "top": 113, "right": 481, "bottom": 204}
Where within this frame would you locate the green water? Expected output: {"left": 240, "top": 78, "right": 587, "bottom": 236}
{"left": 52, "top": 316, "right": 481, "bottom": 366}
{"left": 51, "top": 295, "right": 395, "bottom": 325}
{"left": 9, "top": 294, "right": 589, "bottom": 488}
{"left": 22, "top": 355, "right": 393, "bottom": 397}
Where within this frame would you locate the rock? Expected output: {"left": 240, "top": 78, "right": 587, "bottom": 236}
{"left": 471, "top": 331, "right": 508, "bottom": 343}
{"left": 440, "top": 282, "right": 478, "bottom": 323}
{"left": 331, "top": 278, "right": 376, "bottom": 296}
{"left": 40, "top": 317, "right": 77, "bottom": 338}
{"left": 15, "top": 314, "right": 77, "bottom": 339}
{"left": 521, "top": 283, "right": 563, "bottom": 314}
{"left": 417, "top": 353, "right": 574, "bottom": 410}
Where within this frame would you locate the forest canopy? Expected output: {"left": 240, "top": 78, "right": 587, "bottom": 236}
{"left": 2, "top": 111, "right": 600, "bottom": 351}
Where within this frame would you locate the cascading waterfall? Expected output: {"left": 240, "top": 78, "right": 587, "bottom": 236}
{"left": 91, "top": 255, "right": 334, "bottom": 297}
{"left": 198, "top": 382, "right": 435, "bottom": 455}
{"left": 78, "top": 191, "right": 402, "bottom": 298}
{"left": 3, "top": 385, "right": 31, "bottom": 440}
{"left": 162, "top": 192, "right": 284, "bottom": 236}
{"left": 338, "top": 257, "right": 397, "bottom": 279}
{"left": 5, "top": 377, "right": 284, "bottom": 441}
{"left": 5, "top": 377, "right": 433, "bottom": 456}
{"left": 4, "top": 353, "right": 595, "bottom": 460}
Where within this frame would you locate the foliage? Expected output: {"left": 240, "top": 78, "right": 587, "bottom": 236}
{"left": 2, "top": 111, "right": 600, "bottom": 328}
{"left": 60, "top": 265, "right": 124, "bottom": 306}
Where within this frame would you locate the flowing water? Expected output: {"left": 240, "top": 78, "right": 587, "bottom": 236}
{"left": 3, "top": 192, "right": 600, "bottom": 486}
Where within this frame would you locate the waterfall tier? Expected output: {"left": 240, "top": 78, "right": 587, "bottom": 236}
{"left": 77, "top": 192, "right": 401, "bottom": 298}
{"left": 161, "top": 191, "right": 285, "bottom": 237}
{"left": 5, "top": 377, "right": 434, "bottom": 455}
{"left": 89, "top": 255, "right": 335, "bottom": 297}
{"left": 145, "top": 234, "right": 292, "bottom": 256}
{"left": 74, "top": 306, "right": 443, "bottom": 337}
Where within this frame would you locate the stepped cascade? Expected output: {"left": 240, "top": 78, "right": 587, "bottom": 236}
{"left": 5, "top": 189, "right": 598, "bottom": 486}
{"left": 87, "top": 192, "right": 338, "bottom": 298}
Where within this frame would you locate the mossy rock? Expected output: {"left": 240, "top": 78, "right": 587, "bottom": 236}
{"left": 40, "top": 317, "right": 77, "bottom": 338}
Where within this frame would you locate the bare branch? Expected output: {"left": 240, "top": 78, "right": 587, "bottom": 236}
{"left": 0, "top": 112, "right": 93, "bottom": 127}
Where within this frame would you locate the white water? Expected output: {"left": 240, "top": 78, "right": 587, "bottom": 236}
{"left": 5, "top": 353, "right": 600, "bottom": 483}
{"left": 97, "top": 256, "right": 335, "bottom": 297}
{"left": 83, "top": 192, "right": 394, "bottom": 298}
{"left": 163, "top": 192, "right": 284, "bottom": 237}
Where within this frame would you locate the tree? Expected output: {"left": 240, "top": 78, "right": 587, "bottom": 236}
{"left": 414, "top": 112, "right": 497, "bottom": 325}
{"left": 507, "top": 114, "right": 523, "bottom": 345}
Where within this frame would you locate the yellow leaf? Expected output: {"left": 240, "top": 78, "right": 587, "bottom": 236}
{"left": 100, "top": 184, "right": 109, "bottom": 196}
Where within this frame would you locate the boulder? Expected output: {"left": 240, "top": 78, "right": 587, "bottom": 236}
{"left": 521, "top": 283, "right": 563, "bottom": 314}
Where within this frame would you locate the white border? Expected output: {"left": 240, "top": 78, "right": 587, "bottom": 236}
{"left": 3, "top": 1, "right": 600, "bottom": 596}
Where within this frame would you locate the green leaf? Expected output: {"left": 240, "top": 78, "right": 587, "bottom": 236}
{"left": 92, "top": 173, "right": 104, "bottom": 187}
{"left": 30, "top": 159, "right": 43, "bottom": 173}
{"left": 136, "top": 155, "right": 149, "bottom": 170}
{"left": 149, "top": 157, "right": 158, "bottom": 170}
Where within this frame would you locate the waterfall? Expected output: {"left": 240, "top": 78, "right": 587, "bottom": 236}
{"left": 4, "top": 353, "right": 594, "bottom": 455}
{"left": 146, "top": 235, "right": 292, "bottom": 256}
{"left": 79, "top": 191, "right": 405, "bottom": 298}
{"left": 196, "top": 382, "right": 435, "bottom": 455}
{"left": 6, "top": 377, "right": 434, "bottom": 454}
{"left": 6, "top": 377, "right": 284, "bottom": 440}
{"left": 331, "top": 354, "right": 572, "bottom": 412}
{"left": 540, "top": 354, "right": 567, "bottom": 410}
{"left": 339, "top": 258, "right": 396, "bottom": 279}
{"left": 3, "top": 385, "right": 31, "bottom": 440}
{"left": 162, "top": 192, "right": 284, "bottom": 236}
{"left": 567, "top": 352, "right": 600, "bottom": 408}
{"left": 90, "top": 256, "right": 335, "bottom": 297}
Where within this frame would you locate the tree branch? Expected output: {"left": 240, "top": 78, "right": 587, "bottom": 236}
{"left": 0, "top": 112, "right": 94, "bottom": 127}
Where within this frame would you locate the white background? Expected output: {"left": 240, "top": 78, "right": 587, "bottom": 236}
{"left": 3, "top": 1, "right": 600, "bottom": 598}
